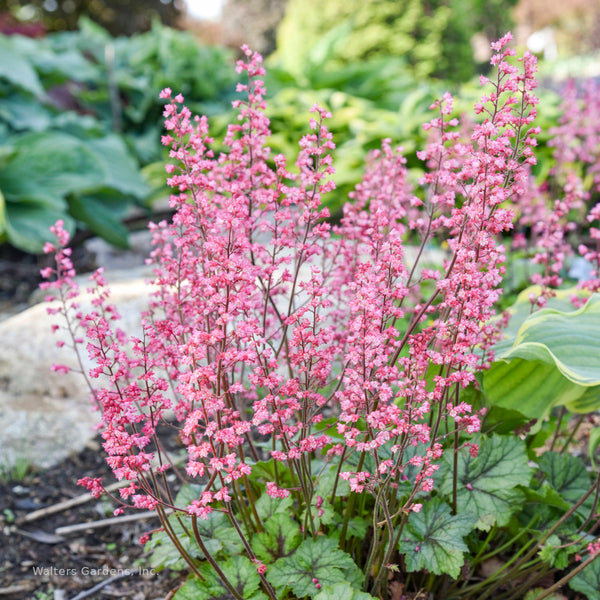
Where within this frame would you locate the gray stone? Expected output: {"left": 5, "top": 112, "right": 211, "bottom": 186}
{"left": 0, "top": 273, "right": 152, "bottom": 470}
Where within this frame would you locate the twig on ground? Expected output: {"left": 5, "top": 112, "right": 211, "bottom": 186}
{"left": 55, "top": 510, "right": 167, "bottom": 536}
{"left": 69, "top": 572, "right": 131, "bottom": 600}
{"left": 0, "top": 584, "right": 33, "bottom": 596}
{"left": 23, "top": 481, "right": 125, "bottom": 523}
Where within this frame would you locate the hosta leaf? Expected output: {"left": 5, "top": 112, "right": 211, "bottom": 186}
{"left": 0, "top": 95, "right": 53, "bottom": 132}
{"left": 484, "top": 292, "right": 600, "bottom": 421}
{"left": 400, "top": 498, "right": 476, "bottom": 578}
{"left": 501, "top": 295, "right": 600, "bottom": 385}
{"left": 251, "top": 512, "right": 302, "bottom": 563}
{"left": 173, "top": 555, "right": 267, "bottom": 600}
{"left": 569, "top": 555, "right": 600, "bottom": 600}
{"left": 85, "top": 134, "right": 150, "bottom": 199}
{"left": 267, "top": 537, "right": 362, "bottom": 598}
{"left": 440, "top": 435, "right": 532, "bottom": 529}
{"left": 483, "top": 359, "right": 587, "bottom": 420}
{"left": 69, "top": 192, "right": 131, "bottom": 249}
{"left": 490, "top": 286, "right": 580, "bottom": 357}
{"left": 0, "top": 132, "right": 104, "bottom": 208}
{"left": 0, "top": 37, "right": 44, "bottom": 96}
{"left": 314, "top": 582, "right": 377, "bottom": 600}
{"left": 4, "top": 203, "right": 74, "bottom": 253}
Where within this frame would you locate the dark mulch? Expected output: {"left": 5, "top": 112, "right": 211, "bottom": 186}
{"left": 0, "top": 433, "right": 188, "bottom": 600}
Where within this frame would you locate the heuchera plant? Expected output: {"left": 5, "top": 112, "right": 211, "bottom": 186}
{"left": 41, "top": 35, "right": 600, "bottom": 600}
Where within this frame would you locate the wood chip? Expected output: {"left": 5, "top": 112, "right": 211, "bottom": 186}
{"left": 55, "top": 510, "right": 164, "bottom": 537}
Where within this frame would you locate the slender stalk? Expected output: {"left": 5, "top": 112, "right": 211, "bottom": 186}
{"left": 330, "top": 446, "right": 348, "bottom": 504}
{"left": 460, "top": 537, "right": 538, "bottom": 598}
{"left": 191, "top": 515, "right": 246, "bottom": 600}
{"left": 472, "top": 515, "right": 538, "bottom": 568}
{"left": 340, "top": 451, "right": 366, "bottom": 548}
{"left": 157, "top": 505, "right": 205, "bottom": 581}
{"left": 549, "top": 406, "right": 566, "bottom": 452}
{"left": 560, "top": 413, "right": 586, "bottom": 453}
{"left": 452, "top": 428, "right": 459, "bottom": 515}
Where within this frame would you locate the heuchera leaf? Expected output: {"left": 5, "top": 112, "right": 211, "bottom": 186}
{"left": 539, "top": 534, "right": 574, "bottom": 569}
{"left": 251, "top": 512, "right": 302, "bottom": 564}
{"left": 146, "top": 516, "right": 202, "bottom": 572}
{"left": 569, "top": 555, "right": 600, "bottom": 600}
{"left": 400, "top": 497, "right": 476, "bottom": 579}
{"left": 440, "top": 435, "right": 532, "bottom": 529}
{"left": 538, "top": 452, "right": 592, "bottom": 506}
{"left": 148, "top": 485, "right": 243, "bottom": 569}
{"left": 267, "top": 537, "right": 363, "bottom": 598}
{"left": 173, "top": 555, "right": 267, "bottom": 600}
{"left": 255, "top": 492, "right": 294, "bottom": 522}
{"left": 314, "top": 582, "right": 377, "bottom": 600}
{"left": 524, "top": 588, "right": 572, "bottom": 600}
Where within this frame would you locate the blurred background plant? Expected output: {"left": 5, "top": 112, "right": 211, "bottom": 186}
{"left": 0, "top": 0, "right": 597, "bottom": 257}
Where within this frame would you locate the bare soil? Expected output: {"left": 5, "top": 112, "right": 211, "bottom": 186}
{"left": 0, "top": 433, "right": 188, "bottom": 600}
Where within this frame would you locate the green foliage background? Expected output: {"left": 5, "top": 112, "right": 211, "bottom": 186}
{"left": 275, "top": 0, "right": 518, "bottom": 83}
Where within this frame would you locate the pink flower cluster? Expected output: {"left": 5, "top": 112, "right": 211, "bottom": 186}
{"left": 42, "top": 35, "right": 539, "bottom": 554}
{"left": 511, "top": 78, "right": 600, "bottom": 306}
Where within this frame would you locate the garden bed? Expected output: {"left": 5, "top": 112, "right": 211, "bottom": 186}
{"left": 0, "top": 430, "right": 187, "bottom": 600}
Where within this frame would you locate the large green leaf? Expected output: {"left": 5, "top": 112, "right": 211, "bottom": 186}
{"left": 484, "top": 292, "right": 600, "bottom": 421}
{"left": 440, "top": 435, "right": 532, "bottom": 530}
{"left": 0, "top": 37, "right": 44, "bottom": 96}
{"left": 173, "top": 555, "right": 267, "bottom": 600}
{"left": 22, "top": 34, "right": 100, "bottom": 85}
{"left": 69, "top": 192, "right": 131, "bottom": 249}
{"left": 490, "top": 286, "right": 582, "bottom": 358}
{"left": 4, "top": 203, "right": 74, "bottom": 253}
{"left": 483, "top": 359, "right": 592, "bottom": 420}
{"left": 85, "top": 134, "right": 150, "bottom": 199}
{"left": 267, "top": 537, "right": 362, "bottom": 599}
{"left": 501, "top": 295, "right": 600, "bottom": 385}
{"left": 0, "top": 132, "right": 104, "bottom": 208}
{"left": 0, "top": 95, "right": 53, "bottom": 132}
{"left": 400, "top": 497, "right": 476, "bottom": 578}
